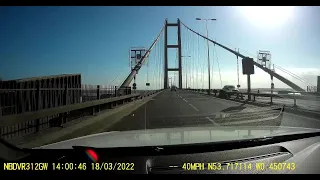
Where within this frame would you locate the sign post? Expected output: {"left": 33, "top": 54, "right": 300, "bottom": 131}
{"left": 242, "top": 57, "right": 255, "bottom": 101}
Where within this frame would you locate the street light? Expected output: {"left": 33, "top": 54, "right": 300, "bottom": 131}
{"left": 196, "top": 18, "right": 216, "bottom": 94}
{"left": 182, "top": 55, "right": 191, "bottom": 89}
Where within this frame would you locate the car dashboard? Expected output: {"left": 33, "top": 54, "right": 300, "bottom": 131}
{"left": 3, "top": 132, "right": 320, "bottom": 174}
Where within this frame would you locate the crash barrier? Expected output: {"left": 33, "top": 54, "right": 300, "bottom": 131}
{"left": 226, "top": 91, "right": 320, "bottom": 108}
{"left": 183, "top": 88, "right": 320, "bottom": 109}
{"left": 0, "top": 89, "right": 162, "bottom": 139}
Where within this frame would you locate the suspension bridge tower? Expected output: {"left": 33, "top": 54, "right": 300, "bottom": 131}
{"left": 164, "top": 19, "right": 182, "bottom": 89}
{"left": 257, "top": 51, "right": 273, "bottom": 93}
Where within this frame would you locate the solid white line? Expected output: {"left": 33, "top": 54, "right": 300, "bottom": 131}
{"left": 189, "top": 103, "right": 199, "bottom": 111}
{"left": 183, "top": 98, "right": 188, "bottom": 103}
{"left": 206, "top": 117, "right": 220, "bottom": 126}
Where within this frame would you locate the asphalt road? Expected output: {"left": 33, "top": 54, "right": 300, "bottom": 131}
{"left": 104, "top": 90, "right": 320, "bottom": 132}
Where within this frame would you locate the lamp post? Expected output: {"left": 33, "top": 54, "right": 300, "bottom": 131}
{"left": 196, "top": 18, "right": 216, "bottom": 94}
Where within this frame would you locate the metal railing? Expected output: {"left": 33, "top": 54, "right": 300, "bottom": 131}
{"left": 183, "top": 88, "right": 320, "bottom": 110}
{"left": 0, "top": 85, "right": 131, "bottom": 116}
{"left": 0, "top": 84, "right": 161, "bottom": 140}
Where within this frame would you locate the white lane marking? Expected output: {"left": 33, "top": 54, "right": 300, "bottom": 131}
{"left": 189, "top": 103, "right": 199, "bottom": 111}
{"left": 183, "top": 98, "right": 188, "bottom": 103}
{"left": 206, "top": 117, "right": 220, "bottom": 126}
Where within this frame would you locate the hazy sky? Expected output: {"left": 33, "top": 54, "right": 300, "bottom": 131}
{"left": 1, "top": 6, "right": 319, "bottom": 90}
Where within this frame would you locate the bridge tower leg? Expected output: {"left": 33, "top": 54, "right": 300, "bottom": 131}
{"left": 164, "top": 19, "right": 168, "bottom": 89}
{"left": 164, "top": 19, "right": 182, "bottom": 89}
{"left": 178, "top": 19, "right": 182, "bottom": 89}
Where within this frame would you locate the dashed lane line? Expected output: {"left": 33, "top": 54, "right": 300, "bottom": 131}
{"left": 189, "top": 103, "right": 199, "bottom": 112}
{"left": 178, "top": 93, "right": 199, "bottom": 112}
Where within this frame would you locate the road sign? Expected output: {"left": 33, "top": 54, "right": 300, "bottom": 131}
{"left": 242, "top": 57, "right": 255, "bottom": 75}
{"left": 133, "top": 83, "right": 136, "bottom": 87}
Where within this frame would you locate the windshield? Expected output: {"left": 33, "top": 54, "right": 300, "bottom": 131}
{"left": 1, "top": 6, "right": 320, "bottom": 149}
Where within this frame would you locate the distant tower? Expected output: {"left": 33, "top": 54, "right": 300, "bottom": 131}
{"left": 257, "top": 50, "right": 274, "bottom": 93}
{"left": 257, "top": 50, "right": 272, "bottom": 69}
{"left": 129, "top": 47, "right": 148, "bottom": 90}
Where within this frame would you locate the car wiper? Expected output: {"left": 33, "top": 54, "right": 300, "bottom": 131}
{"left": 71, "top": 130, "right": 320, "bottom": 156}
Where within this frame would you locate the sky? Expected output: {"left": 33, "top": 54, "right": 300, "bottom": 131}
{"left": 1, "top": 6, "right": 319, "bottom": 90}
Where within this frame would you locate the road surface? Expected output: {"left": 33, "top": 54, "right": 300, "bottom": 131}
{"left": 104, "top": 90, "right": 320, "bottom": 132}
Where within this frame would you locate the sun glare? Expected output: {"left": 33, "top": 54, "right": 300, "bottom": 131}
{"left": 239, "top": 6, "right": 295, "bottom": 29}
